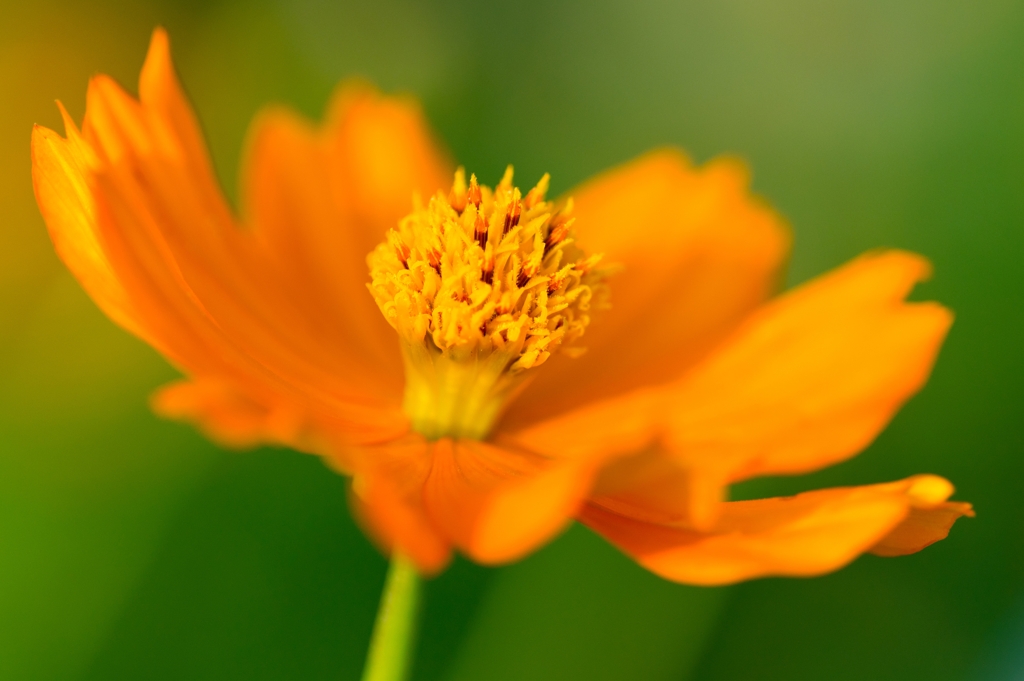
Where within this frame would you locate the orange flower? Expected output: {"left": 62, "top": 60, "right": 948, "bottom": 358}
{"left": 31, "top": 29, "right": 972, "bottom": 584}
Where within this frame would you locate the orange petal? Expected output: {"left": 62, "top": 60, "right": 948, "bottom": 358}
{"left": 586, "top": 447, "right": 720, "bottom": 527}
{"left": 503, "top": 150, "right": 790, "bottom": 429}
{"left": 508, "top": 250, "right": 951, "bottom": 528}
{"left": 98, "top": 54, "right": 401, "bottom": 427}
{"left": 34, "top": 29, "right": 413, "bottom": 449}
{"left": 138, "top": 28, "right": 229, "bottom": 219}
{"left": 870, "top": 475, "right": 974, "bottom": 556}
{"left": 341, "top": 436, "right": 451, "bottom": 574}
{"left": 31, "top": 105, "right": 142, "bottom": 338}
{"left": 581, "top": 475, "right": 970, "bottom": 585}
{"left": 502, "top": 379, "right": 723, "bottom": 527}
{"left": 662, "top": 250, "right": 953, "bottom": 482}
{"left": 323, "top": 81, "right": 453, "bottom": 256}
{"left": 151, "top": 378, "right": 308, "bottom": 450}
{"left": 241, "top": 106, "right": 405, "bottom": 395}
{"left": 422, "top": 439, "right": 602, "bottom": 564}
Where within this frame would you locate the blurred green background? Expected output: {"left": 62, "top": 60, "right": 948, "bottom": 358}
{"left": 1, "top": 0, "right": 1022, "bottom": 679}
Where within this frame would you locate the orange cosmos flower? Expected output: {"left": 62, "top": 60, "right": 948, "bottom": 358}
{"left": 31, "top": 29, "right": 972, "bottom": 584}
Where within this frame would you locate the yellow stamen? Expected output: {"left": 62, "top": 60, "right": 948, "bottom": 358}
{"left": 367, "top": 167, "right": 613, "bottom": 440}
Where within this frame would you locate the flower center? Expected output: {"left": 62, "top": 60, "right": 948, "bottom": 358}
{"left": 367, "top": 167, "right": 612, "bottom": 440}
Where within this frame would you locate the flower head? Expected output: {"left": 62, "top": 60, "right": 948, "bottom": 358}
{"left": 31, "top": 29, "right": 972, "bottom": 583}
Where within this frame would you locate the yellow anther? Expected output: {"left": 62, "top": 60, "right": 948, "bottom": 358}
{"left": 366, "top": 167, "right": 614, "bottom": 439}
{"left": 467, "top": 174, "right": 482, "bottom": 208}
{"left": 448, "top": 167, "right": 468, "bottom": 213}
{"left": 524, "top": 173, "right": 550, "bottom": 209}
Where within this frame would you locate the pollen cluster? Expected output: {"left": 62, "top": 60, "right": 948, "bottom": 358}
{"left": 368, "top": 167, "right": 610, "bottom": 370}
{"left": 367, "top": 167, "right": 612, "bottom": 439}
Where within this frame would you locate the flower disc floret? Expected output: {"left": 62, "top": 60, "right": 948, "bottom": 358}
{"left": 367, "top": 167, "right": 612, "bottom": 439}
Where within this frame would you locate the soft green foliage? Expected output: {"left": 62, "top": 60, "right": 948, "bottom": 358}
{"left": 1, "top": 0, "right": 1022, "bottom": 679}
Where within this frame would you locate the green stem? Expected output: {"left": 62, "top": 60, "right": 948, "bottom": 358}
{"left": 361, "top": 552, "right": 422, "bottom": 681}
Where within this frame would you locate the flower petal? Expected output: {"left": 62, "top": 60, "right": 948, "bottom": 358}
{"left": 422, "top": 439, "right": 603, "bottom": 564}
{"left": 870, "top": 475, "right": 975, "bottom": 558}
{"left": 151, "top": 378, "right": 308, "bottom": 450}
{"left": 503, "top": 150, "right": 790, "bottom": 428}
{"left": 508, "top": 250, "right": 951, "bottom": 528}
{"left": 241, "top": 105, "right": 406, "bottom": 395}
{"left": 239, "top": 82, "right": 452, "bottom": 392}
{"left": 31, "top": 105, "right": 141, "bottom": 338}
{"left": 662, "top": 250, "right": 953, "bottom": 483}
{"left": 322, "top": 82, "right": 453, "bottom": 240}
{"left": 581, "top": 475, "right": 971, "bottom": 585}
{"left": 585, "top": 447, "right": 716, "bottom": 526}
{"left": 337, "top": 435, "right": 615, "bottom": 570}
{"left": 33, "top": 29, "right": 418, "bottom": 449}
{"left": 101, "top": 38, "right": 405, "bottom": 432}
{"left": 137, "top": 27, "right": 230, "bottom": 221}
{"left": 338, "top": 436, "right": 451, "bottom": 574}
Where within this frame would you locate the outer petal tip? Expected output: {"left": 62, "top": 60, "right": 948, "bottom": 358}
{"left": 140, "top": 25, "right": 179, "bottom": 103}
{"left": 29, "top": 123, "right": 49, "bottom": 149}
{"left": 866, "top": 248, "right": 935, "bottom": 286}
{"left": 703, "top": 154, "right": 752, "bottom": 188}
{"left": 870, "top": 474, "right": 973, "bottom": 558}
{"left": 870, "top": 501, "right": 974, "bottom": 558}
{"left": 150, "top": 379, "right": 305, "bottom": 450}
{"left": 53, "top": 100, "right": 80, "bottom": 137}
{"left": 144, "top": 27, "right": 172, "bottom": 73}
{"left": 904, "top": 474, "right": 955, "bottom": 506}
{"left": 151, "top": 26, "right": 170, "bottom": 47}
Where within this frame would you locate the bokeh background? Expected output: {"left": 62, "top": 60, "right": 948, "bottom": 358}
{"left": 2, "top": 0, "right": 1022, "bottom": 679}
